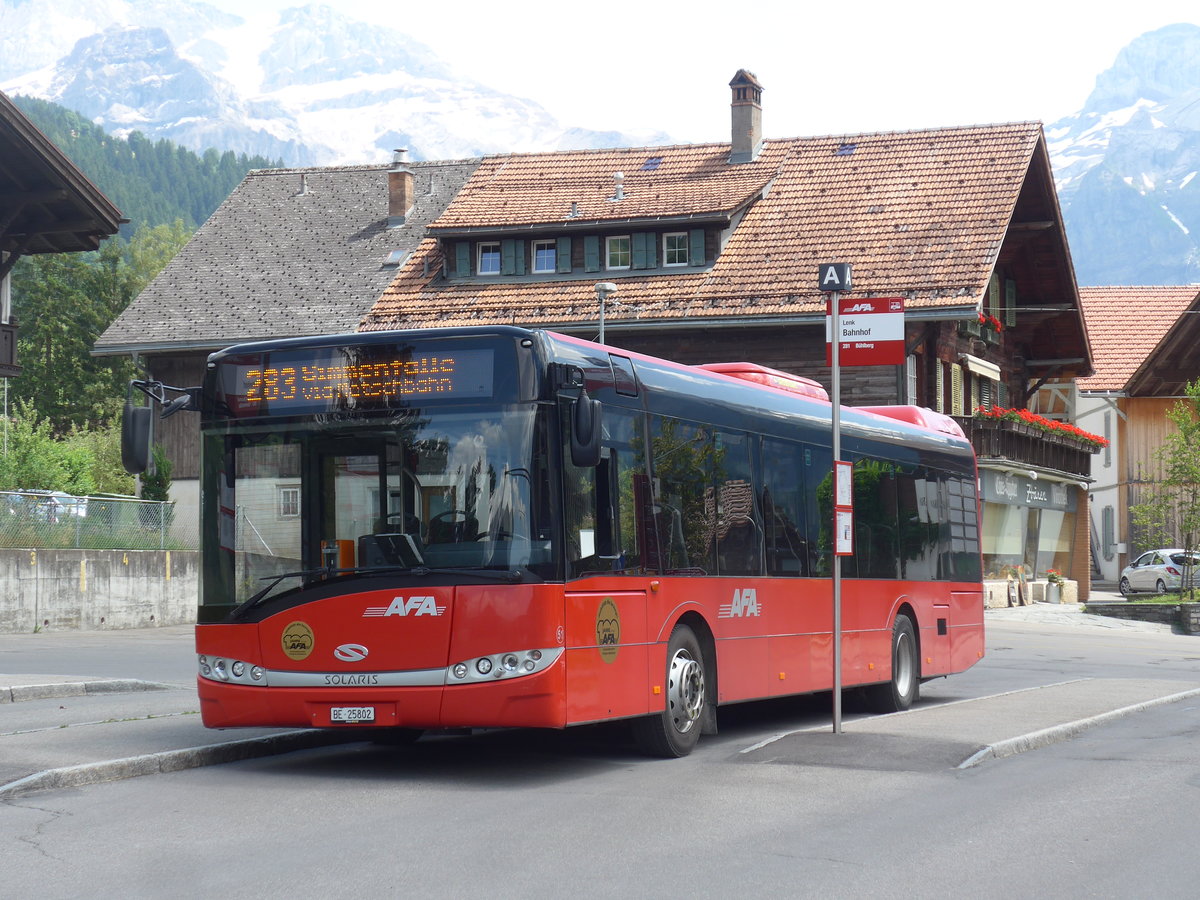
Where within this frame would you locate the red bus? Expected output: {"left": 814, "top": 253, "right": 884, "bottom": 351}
{"left": 126, "top": 326, "right": 984, "bottom": 757}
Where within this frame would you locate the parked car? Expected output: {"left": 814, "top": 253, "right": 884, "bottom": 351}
{"left": 1119, "top": 549, "right": 1200, "bottom": 595}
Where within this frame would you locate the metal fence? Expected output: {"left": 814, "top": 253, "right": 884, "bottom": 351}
{"left": 0, "top": 490, "right": 198, "bottom": 551}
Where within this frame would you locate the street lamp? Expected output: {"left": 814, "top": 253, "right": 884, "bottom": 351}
{"left": 595, "top": 282, "right": 617, "bottom": 343}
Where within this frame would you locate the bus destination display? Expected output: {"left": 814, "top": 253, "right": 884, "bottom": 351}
{"left": 232, "top": 348, "right": 494, "bottom": 413}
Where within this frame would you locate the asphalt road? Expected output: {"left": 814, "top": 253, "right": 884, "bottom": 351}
{"left": 3, "top": 606, "right": 1200, "bottom": 897}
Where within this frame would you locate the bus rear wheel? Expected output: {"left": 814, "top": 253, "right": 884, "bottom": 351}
{"left": 633, "top": 624, "right": 706, "bottom": 758}
{"left": 867, "top": 614, "right": 919, "bottom": 713}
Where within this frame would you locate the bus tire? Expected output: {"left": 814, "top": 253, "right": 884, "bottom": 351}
{"left": 867, "top": 613, "right": 919, "bottom": 713}
{"left": 632, "top": 623, "right": 706, "bottom": 758}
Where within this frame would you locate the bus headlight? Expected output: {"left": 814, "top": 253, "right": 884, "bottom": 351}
{"left": 198, "top": 655, "right": 269, "bottom": 686}
{"left": 445, "top": 647, "right": 563, "bottom": 684}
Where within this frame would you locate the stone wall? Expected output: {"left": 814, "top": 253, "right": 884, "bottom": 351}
{"left": 1084, "top": 601, "right": 1200, "bottom": 633}
{"left": 0, "top": 549, "right": 198, "bottom": 633}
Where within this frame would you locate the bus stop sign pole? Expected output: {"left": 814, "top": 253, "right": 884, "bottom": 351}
{"left": 820, "top": 263, "right": 851, "bottom": 735}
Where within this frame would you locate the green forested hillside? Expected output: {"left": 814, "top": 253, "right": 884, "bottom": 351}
{"left": 13, "top": 95, "right": 281, "bottom": 231}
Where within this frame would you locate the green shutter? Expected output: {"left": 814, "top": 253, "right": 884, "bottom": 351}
{"left": 501, "top": 239, "right": 524, "bottom": 275}
{"left": 454, "top": 242, "right": 470, "bottom": 277}
{"left": 556, "top": 236, "right": 572, "bottom": 273}
{"left": 1005, "top": 278, "right": 1017, "bottom": 327}
{"left": 988, "top": 274, "right": 1000, "bottom": 318}
{"left": 689, "top": 229, "right": 705, "bottom": 266}
{"left": 631, "top": 233, "right": 646, "bottom": 269}
{"left": 584, "top": 236, "right": 600, "bottom": 273}
{"left": 635, "top": 232, "right": 657, "bottom": 268}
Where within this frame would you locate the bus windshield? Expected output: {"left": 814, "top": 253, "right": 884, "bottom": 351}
{"left": 201, "top": 405, "right": 556, "bottom": 611}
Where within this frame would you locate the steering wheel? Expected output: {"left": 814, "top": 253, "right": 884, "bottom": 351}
{"left": 431, "top": 509, "right": 470, "bottom": 525}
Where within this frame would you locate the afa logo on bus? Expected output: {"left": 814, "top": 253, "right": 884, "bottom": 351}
{"left": 362, "top": 596, "right": 447, "bottom": 617}
{"left": 719, "top": 588, "right": 761, "bottom": 618}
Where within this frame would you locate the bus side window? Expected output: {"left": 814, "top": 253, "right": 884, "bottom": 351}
{"left": 712, "top": 430, "right": 761, "bottom": 576}
{"left": 805, "top": 444, "right": 834, "bottom": 577}
{"left": 648, "top": 415, "right": 715, "bottom": 575}
{"left": 944, "top": 474, "right": 982, "bottom": 581}
{"left": 897, "top": 465, "right": 939, "bottom": 580}
{"left": 761, "top": 438, "right": 806, "bottom": 577}
{"left": 850, "top": 455, "right": 899, "bottom": 580}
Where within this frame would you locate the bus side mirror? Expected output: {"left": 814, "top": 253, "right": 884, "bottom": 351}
{"left": 121, "top": 401, "right": 154, "bottom": 474}
{"left": 570, "top": 392, "right": 603, "bottom": 468}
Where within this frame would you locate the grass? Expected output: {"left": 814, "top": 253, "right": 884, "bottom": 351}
{"left": 1127, "top": 592, "right": 1200, "bottom": 605}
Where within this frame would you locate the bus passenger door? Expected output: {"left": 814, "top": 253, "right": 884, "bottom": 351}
{"left": 563, "top": 589, "right": 650, "bottom": 725}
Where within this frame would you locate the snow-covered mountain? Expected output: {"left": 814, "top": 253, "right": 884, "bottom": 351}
{"left": 1048, "top": 24, "right": 1200, "bottom": 285}
{"left": 0, "top": 0, "right": 666, "bottom": 165}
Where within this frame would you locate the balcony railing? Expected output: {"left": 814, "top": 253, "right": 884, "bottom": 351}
{"left": 951, "top": 415, "right": 1096, "bottom": 479}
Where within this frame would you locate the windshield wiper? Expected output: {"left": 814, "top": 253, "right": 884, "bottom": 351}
{"left": 229, "top": 564, "right": 522, "bottom": 620}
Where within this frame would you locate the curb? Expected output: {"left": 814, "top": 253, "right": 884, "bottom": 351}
{"left": 957, "top": 685, "right": 1200, "bottom": 768}
{"left": 1, "top": 679, "right": 177, "bottom": 704}
{"left": 0, "top": 730, "right": 366, "bottom": 800}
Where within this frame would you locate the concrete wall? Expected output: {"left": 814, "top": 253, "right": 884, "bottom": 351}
{"left": 0, "top": 549, "right": 197, "bottom": 633}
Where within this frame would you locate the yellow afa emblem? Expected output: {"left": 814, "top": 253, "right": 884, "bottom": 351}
{"left": 281, "top": 621, "right": 315, "bottom": 661}
{"left": 595, "top": 598, "right": 620, "bottom": 663}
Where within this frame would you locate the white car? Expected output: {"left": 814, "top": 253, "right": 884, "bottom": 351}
{"left": 1119, "top": 549, "right": 1199, "bottom": 595}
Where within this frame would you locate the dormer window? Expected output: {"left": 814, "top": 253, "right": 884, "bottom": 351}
{"left": 532, "top": 239, "right": 556, "bottom": 274}
{"left": 606, "top": 235, "right": 631, "bottom": 270}
{"left": 477, "top": 242, "right": 501, "bottom": 275}
{"left": 663, "top": 232, "right": 689, "bottom": 267}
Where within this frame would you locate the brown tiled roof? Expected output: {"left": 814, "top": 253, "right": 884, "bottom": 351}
{"left": 363, "top": 123, "right": 1043, "bottom": 332}
{"left": 1077, "top": 286, "right": 1199, "bottom": 392}
{"left": 428, "top": 142, "right": 789, "bottom": 229}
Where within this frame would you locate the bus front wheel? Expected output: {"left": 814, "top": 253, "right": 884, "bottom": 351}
{"left": 867, "top": 614, "right": 919, "bottom": 713}
{"left": 633, "top": 623, "right": 706, "bottom": 758}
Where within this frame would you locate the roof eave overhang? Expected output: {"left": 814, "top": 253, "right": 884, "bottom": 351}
{"left": 427, "top": 211, "right": 736, "bottom": 238}
{"left": 496, "top": 303, "right": 982, "bottom": 335}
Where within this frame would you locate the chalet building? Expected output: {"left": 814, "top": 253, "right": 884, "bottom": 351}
{"left": 93, "top": 71, "right": 1098, "bottom": 601}
{"left": 1, "top": 89, "right": 123, "bottom": 377}
{"left": 93, "top": 156, "right": 481, "bottom": 519}
{"left": 1076, "top": 286, "right": 1200, "bottom": 584}
{"left": 362, "top": 71, "right": 1096, "bottom": 601}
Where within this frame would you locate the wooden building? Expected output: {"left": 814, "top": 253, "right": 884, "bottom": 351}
{"left": 1077, "top": 286, "right": 1200, "bottom": 583}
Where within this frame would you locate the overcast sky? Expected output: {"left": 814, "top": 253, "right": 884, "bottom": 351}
{"left": 212, "top": 0, "right": 1200, "bottom": 142}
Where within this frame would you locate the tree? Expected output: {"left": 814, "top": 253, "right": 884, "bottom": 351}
{"left": 0, "top": 400, "right": 99, "bottom": 495}
{"left": 10, "top": 221, "right": 191, "bottom": 434}
{"left": 140, "top": 444, "right": 173, "bottom": 502}
{"left": 1131, "top": 378, "right": 1200, "bottom": 599}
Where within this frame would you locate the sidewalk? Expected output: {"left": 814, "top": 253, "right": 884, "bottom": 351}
{"left": 0, "top": 634, "right": 361, "bottom": 799}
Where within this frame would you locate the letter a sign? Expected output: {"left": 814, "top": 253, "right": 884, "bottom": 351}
{"left": 819, "top": 264, "right": 852, "bottom": 292}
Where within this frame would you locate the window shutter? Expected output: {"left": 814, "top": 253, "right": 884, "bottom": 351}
{"left": 454, "top": 242, "right": 470, "bottom": 277}
{"left": 988, "top": 274, "right": 1000, "bottom": 318}
{"left": 935, "top": 362, "right": 945, "bottom": 413}
{"left": 1102, "top": 506, "right": 1115, "bottom": 561}
{"left": 689, "top": 229, "right": 705, "bottom": 266}
{"left": 998, "top": 381, "right": 1009, "bottom": 408}
{"left": 584, "top": 236, "right": 600, "bottom": 272}
{"left": 951, "top": 364, "right": 964, "bottom": 415}
{"left": 970, "top": 374, "right": 980, "bottom": 412}
{"left": 556, "top": 236, "right": 572, "bottom": 273}
{"left": 500, "top": 239, "right": 517, "bottom": 275}
{"left": 981, "top": 378, "right": 993, "bottom": 409}
{"left": 631, "top": 232, "right": 657, "bottom": 269}
{"left": 632, "top": 233, "right": 647, "bottom": 269}
{"left": 1005, "top": 278, "right": 1017, "bottom": 327}
{"left": 905, "top": 354, "right": 918, "bottom": 404}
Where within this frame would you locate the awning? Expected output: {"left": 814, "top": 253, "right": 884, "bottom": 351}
{"left": 960, "top": 354, "right": 1001, "bottom": 380}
